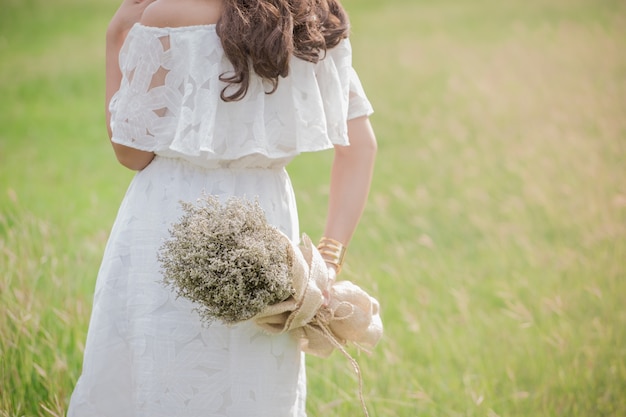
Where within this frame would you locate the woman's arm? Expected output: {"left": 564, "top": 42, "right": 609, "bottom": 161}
{"left": 106, "top": 0, "right": 157, "bottom": 171}
{"left": 321, "top": 116, "right": 377, "bottom": 272}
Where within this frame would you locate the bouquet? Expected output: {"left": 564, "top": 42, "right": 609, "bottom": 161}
{"left": 159, "top": 195, "right": 383, "bottom": 415}
{"left": 158, "top": 196, "right": 295, "bottom": 325}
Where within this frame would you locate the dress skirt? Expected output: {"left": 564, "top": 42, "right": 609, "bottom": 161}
{"left": 67, "top": 156, "right": 307, "bottom": 417}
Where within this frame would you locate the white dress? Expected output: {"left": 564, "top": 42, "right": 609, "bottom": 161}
{"left": 67, "top": 23, "right": 373, "bottom": 417}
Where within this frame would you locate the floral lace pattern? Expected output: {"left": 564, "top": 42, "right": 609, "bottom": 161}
{"left": 109, "top": 24, "right": 373, "bottom": 166}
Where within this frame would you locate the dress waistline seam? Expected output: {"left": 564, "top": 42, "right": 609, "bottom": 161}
{"left": 152, "top": 155, "right": 289, "bottom": 172}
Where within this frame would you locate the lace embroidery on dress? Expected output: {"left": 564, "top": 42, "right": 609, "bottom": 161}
{"left": 109, "top": 24, "right": 373, "bottom": 162}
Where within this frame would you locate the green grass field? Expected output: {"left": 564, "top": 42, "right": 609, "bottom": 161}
{"left": 1, "top": 0, "right": 625, "bottom": 415}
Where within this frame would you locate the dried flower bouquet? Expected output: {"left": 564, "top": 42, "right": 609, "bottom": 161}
{"left": 158, "top": 196, "right": 294, "bottom": 325}
{"left": 158, "top": 195, "right": 383, "bottom": 358}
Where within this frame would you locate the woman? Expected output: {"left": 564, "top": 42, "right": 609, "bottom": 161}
{"left": 68, "top": 0, "right": 377, "bottom": 415}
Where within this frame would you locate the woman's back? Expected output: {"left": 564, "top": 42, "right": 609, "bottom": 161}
{"left": 108, "top": 1, "right": 372, "bottom": 169}
{"left": 140, "top": 0, "right": 223, "bottom": 28}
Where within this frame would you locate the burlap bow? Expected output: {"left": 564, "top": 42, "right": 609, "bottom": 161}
{"left": 254, "top": 234, "right": 382, "bottom": 417}
{"left": 254, "top": 234, "right": 383, "bottom": 357}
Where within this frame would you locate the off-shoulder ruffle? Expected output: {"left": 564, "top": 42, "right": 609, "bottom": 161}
{"left": 109, "top": 23, "right": 373, "bottom": 163}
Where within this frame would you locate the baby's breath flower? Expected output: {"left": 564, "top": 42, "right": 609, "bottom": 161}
{"left": 158, "top": 195, "right": 294, "bottom": 325}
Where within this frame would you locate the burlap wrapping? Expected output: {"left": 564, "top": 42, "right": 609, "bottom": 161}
{"left": 254, "top": 235, "right": 383, "bottom": 358}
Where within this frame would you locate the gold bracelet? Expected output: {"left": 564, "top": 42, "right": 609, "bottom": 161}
{"left": 317, "top": 237, "right": 347, "bottom": 274}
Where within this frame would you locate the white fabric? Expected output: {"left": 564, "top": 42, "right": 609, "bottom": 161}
{"left": 109, "top": 24, "right": 373, "bottom": 168}
{"left": 68, "top": 159, "right": 306, "bottom": 416}
{"left": 68, "top": 23, "right": 373, "bottom": 417}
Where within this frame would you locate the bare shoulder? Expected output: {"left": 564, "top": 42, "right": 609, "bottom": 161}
{"left": 140, "top": 0, "right": 223, "bottom": 28}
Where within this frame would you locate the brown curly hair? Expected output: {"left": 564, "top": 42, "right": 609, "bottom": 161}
{"left": 216, "top": 0, "right": 349, "bottom": 101}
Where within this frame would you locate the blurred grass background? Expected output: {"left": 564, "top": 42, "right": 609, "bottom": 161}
{"left": 1, "top": 0, "right": 625, "bottom": 416}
